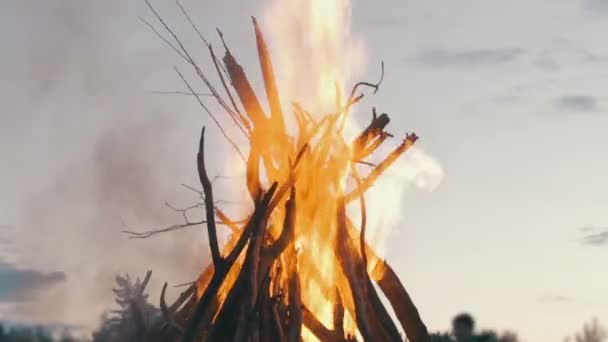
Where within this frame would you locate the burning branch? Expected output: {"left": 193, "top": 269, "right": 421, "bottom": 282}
{"left": 137, "top": 6, "right": 432, "bottom": 341}
{"left": 182, "top": 183, "right": 278, "bottom": 342}
{"left": 345, "top": 132, "right": 419, "bottom": 204}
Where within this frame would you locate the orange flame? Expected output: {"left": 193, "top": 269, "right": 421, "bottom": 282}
{"left": 194, "top": 0, "right": 443, "bottom": 340}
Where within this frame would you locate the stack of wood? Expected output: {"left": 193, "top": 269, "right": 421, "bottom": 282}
{"left": 137, "top": 2, "right": 431, "bottom": 341}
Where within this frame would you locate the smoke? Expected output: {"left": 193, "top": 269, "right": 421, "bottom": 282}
{"left": 0, "top": 0, "right": 445, "bottom": 332}
{"left": 260, "top": 0, "right": 444, "bottom": 259}
{"left": 0, "top": 0, "right": 244, "bottom": 331}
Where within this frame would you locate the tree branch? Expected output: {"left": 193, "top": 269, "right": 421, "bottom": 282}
{"left": 197, "top": 126, "right": 221, "bottom": 267}
{"left": 160, "top": 282, "right": 184, "bottom": 334}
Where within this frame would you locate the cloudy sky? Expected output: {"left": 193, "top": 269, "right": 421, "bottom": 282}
{"left": 1, "top": 0, "right": 608, "bottom": 341}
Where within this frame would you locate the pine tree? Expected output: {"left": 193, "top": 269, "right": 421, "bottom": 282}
{"left": 92, "top": 271, "right": 160, "bottom": 342}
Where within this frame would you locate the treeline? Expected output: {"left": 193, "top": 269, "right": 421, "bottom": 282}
{"left": 429, "top": 313, "right": 606, "bottom": 342}
{"left": 0, "top": 323, "right": 77, "bottom": 342}
{"left": 2, "top": 273, "right": 605, "bottom": 341}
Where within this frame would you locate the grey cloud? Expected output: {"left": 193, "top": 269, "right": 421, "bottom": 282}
{"left": 418, "top": 48, "right": 525, "bottom": 68}
{"left": 585, "top": 0, "right": 608, "bottom": 13}
{"left": 582, "top": 228, "right": 608, "bottom": 246}
{"left": 0, "top": 0, "right": 237, "bottom": 328}
{"left": 538, "top": 295, "right": 571, "bottom": 304}
{"left": 0, "top": 259, "right": 66, "bottom": 302}
{"left": 556, "top": 95, "right": 598, "bottom": 112}
{"left": 535, "top": 50, "right": 561, "bottom": 71}
{"left": 0, "top": 225, "right": 12, "bottom": 246}
{"left": 365, "top": 16, "right": 404, "bottom": 30}
{"left": 534, "top": 39, "right": 608, "bottom": 71}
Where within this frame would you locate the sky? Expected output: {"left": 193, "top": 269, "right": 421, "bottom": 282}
{"left": 1, "top": 0, "right": 608, "bottom": 341}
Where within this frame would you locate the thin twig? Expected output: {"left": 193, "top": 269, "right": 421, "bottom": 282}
{"left": 174, "top": 67, "right": 246, "bottom": 162}
{"left": 356, "top": 160, "right": 378, "bottom": 167}
{"left": 164, "top": 201, "right": 202, "bottom": 222}
{"left": 181, "top": 183, "right": 203, "bottom": 196}
{"left": 348, "top": 61, "right": 385, "bottom": 100}
{"left": 122, "top": 221, "right": 206, "bottom": 239}
{"left": 138, "top": 16, "right": 187, "bottom": 61}
{"left": 175, "top": 0, "right": 249, "bottom": 136}
{"left": 150, "top": 90, "right": 214, "bottom": 97}
{"left": 172, "top": 281, "right": 196, "bottom": 288}
{"left": 143, "top": 0, "right": 246, "bottom": 162}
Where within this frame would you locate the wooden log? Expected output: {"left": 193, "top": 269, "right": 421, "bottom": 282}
{"left": 259, "top": 186, "right": 296, "bottom": 280}
{"left": 335, "top": 198, "right": 375, "bottom": 341}
{"left": 181, "top": 184, "right": 278, "bottom": 342}
{"left": 287, "top": 263, "right": 302, "bottom": 342}
{"left": 333, "top": 290, "right": 345, "bottom": 340}
{"left": 343, "top": 219, "right": 430, "bottom": 342}
{"left": 302, "top": 305, "right": 337, "bottom": 341}
{"left": 271, "top": 296, "right": 287, "bottom": 342}
{"left": 374, "top": 261, "right": 431, "bottom": 342}
{"left": 168, "top": 285, "right": 196, "bottom": 313}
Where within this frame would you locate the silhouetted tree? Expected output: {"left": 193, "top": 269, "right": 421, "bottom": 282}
{"left": 430, "top": 313, "right": 519, "bottom": 342}
{"left": 91, "top": 271, "right": 160, "bottom": 342}
{"left": 430, "top": 332, "right": 453, "bottom": 342}
{"left": 0, "top": 323, "right": 54, "bottom": 342}
{"left": 564, "top": 318, "right": 607, "bottom": 342}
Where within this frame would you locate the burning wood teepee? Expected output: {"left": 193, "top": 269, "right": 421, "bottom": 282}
{"left": 137, "top": 2, "right": 431, "bottom": 341}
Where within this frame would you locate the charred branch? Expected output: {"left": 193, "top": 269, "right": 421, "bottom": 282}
{"left": 197, "top": 126, "right": 221, "bottom": 267}
{"left": 181, "top": 183, "right": 278, "bottom": 342}
{"left": 287, "top": 263, "right": 302, "bottom": 342}
{"left": 302, "top": 305, "right": 336, "bottom": 341}
{"left": 335, "top": 198, "right": 375, "bottom": 341}
{"left": 168, "top": 284, "right": 196, "bottom": 313}
{"left": 374, "top": 261, "right": 431, "bottom": 342}
{"left": 160, "top": 282, "right": 184, "bottom": 334}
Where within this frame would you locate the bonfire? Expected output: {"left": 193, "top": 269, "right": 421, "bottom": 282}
{"left": 131, "top": 1, "right": 431, "bottom": 341}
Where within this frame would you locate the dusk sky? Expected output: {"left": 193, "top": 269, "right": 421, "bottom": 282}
{"left": 1, "top": 0, "right": 608, "bottom": 341}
